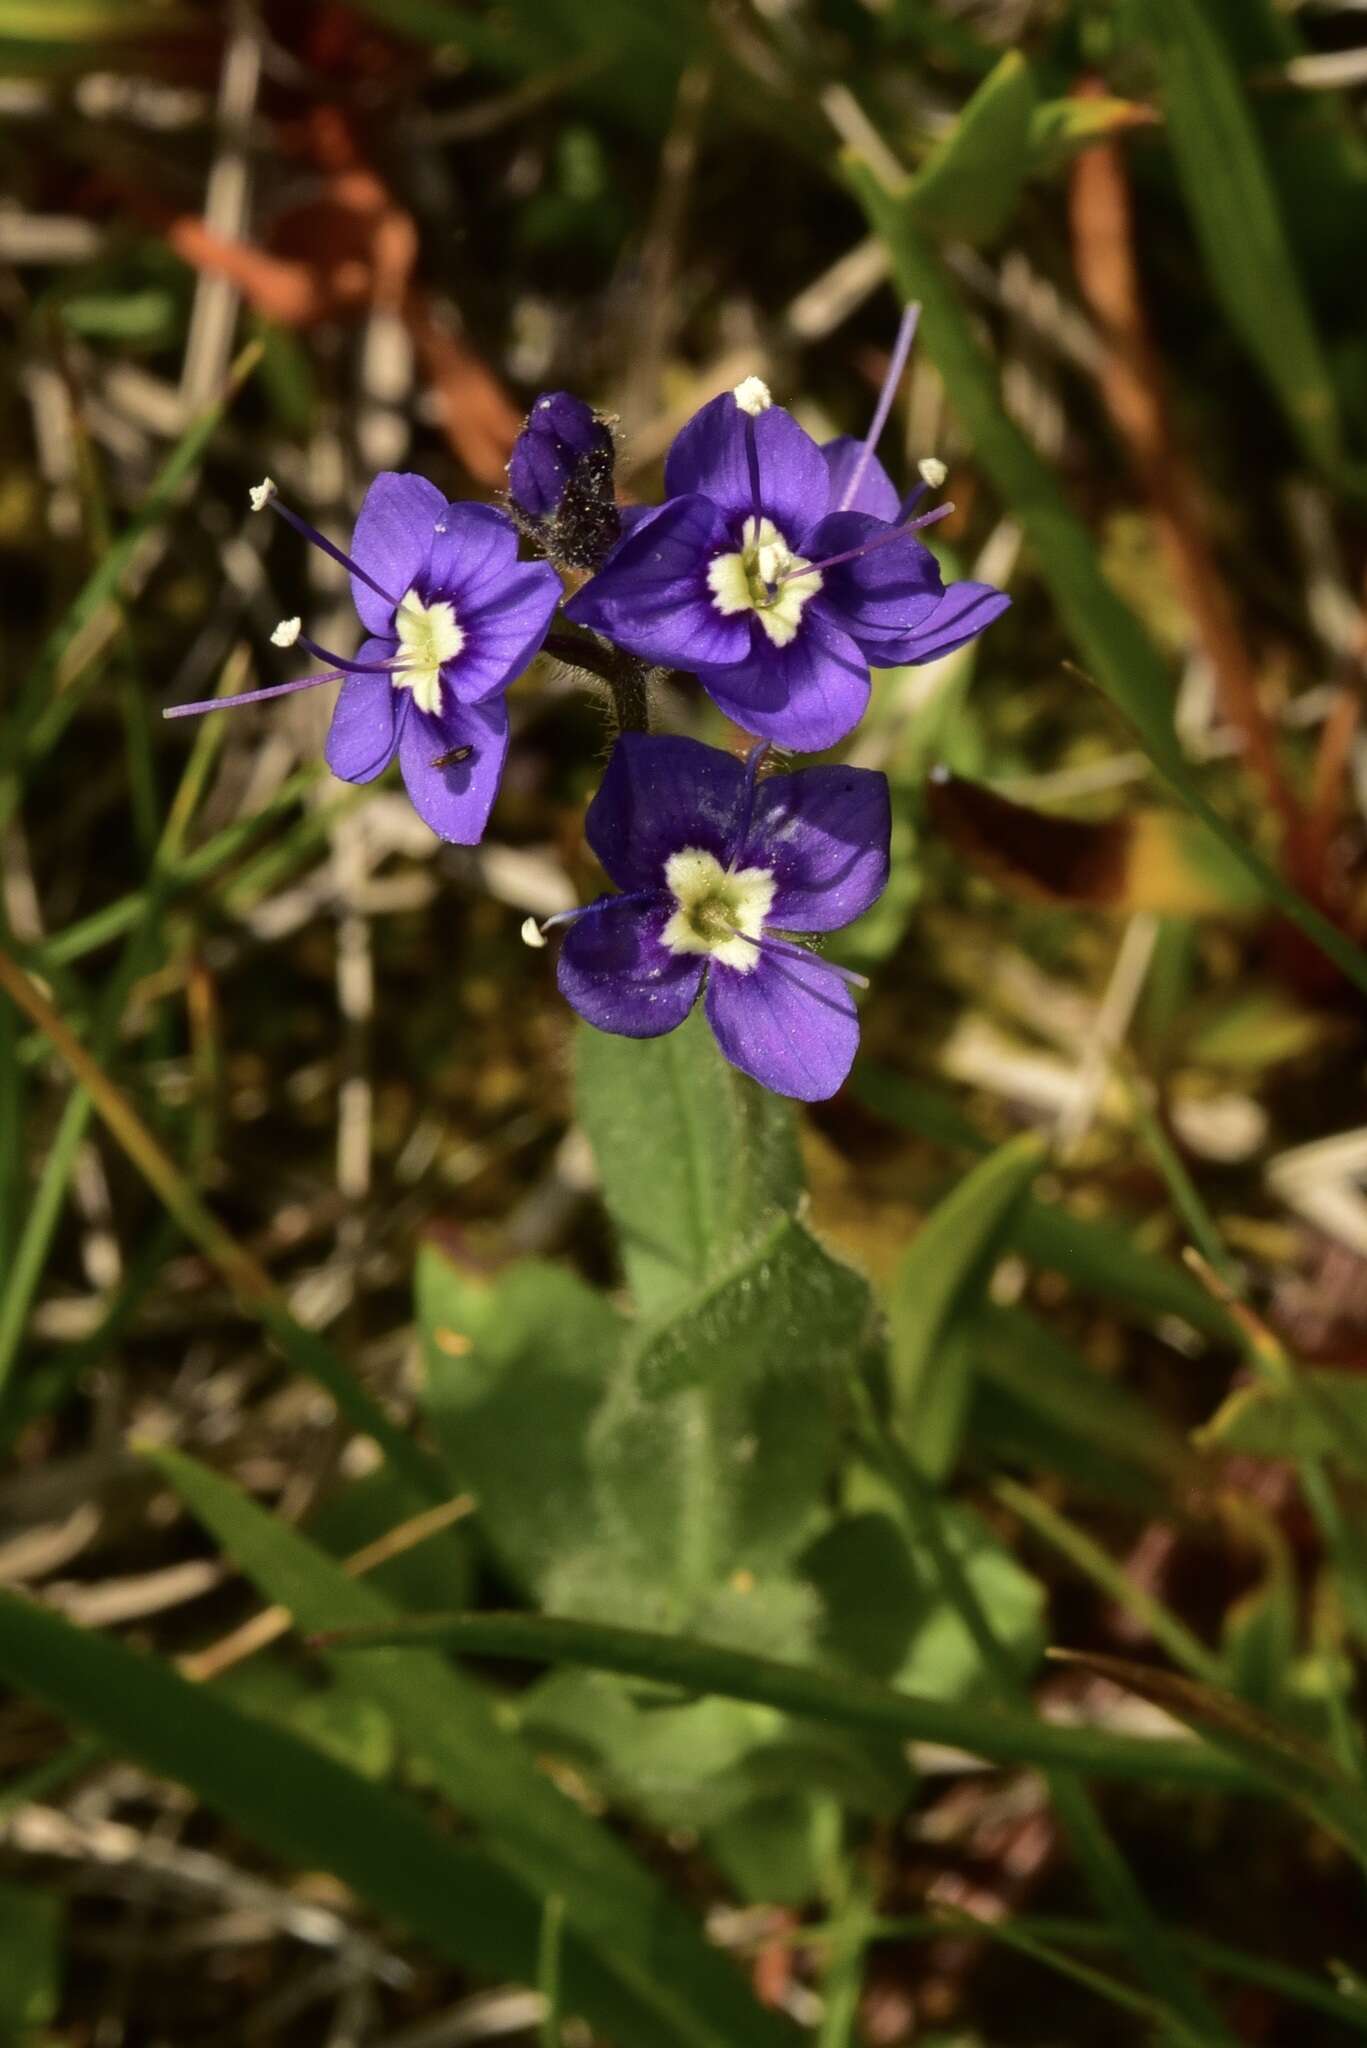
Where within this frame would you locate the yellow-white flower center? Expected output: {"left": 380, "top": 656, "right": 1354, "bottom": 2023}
{"left": 660, "top": 847, "right": 775, "bottom": 973}
{"left": 706, "top": 515, "right": 822, "bottom": 649}
{"left": 393, "top": 589, "right": 464, "bottom": 715}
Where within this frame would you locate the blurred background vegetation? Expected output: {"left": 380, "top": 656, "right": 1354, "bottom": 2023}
{"left": 3, "top": 0, "right": 1367, "bottom": 2042}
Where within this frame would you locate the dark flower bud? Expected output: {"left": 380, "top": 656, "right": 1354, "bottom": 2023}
{"left": 508, "top": 391, "right": 621, "bottom": 570}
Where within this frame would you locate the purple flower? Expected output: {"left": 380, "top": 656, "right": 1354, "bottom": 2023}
{"left": 563, "top": 317, "right": 1009, "bottom": 753}
{"left": 166, "top": 473, "right": 562, "bottom": 845}
{"left": 542, "top": 732, "right": 889, "bottom": 1101}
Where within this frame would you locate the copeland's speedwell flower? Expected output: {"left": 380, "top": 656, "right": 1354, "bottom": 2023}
{"left": 563, "top": 307, "right": 1010, "bottom": 752}
{"left": 166, "top": 473, "right": 561, "bottom": 845}
{"left": 532, "top": 732, "right": 890, "bottom": 1100}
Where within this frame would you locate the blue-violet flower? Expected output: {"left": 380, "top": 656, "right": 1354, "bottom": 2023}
{"left": 166, "top": 472, "right": 562, "bottom": 845}
{"left": 563, "top": 317, "right": 1009, "bottom": 752}
{"left": 540, "top": 732, "right": 890, "bottom": 1100}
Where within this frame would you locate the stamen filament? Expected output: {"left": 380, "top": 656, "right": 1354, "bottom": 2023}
{"left": 836, "top": 302, "right": 920, "bottom": 514}
{"left": 724, "top": 925, "right": 870, "bottom": 989}
{"left": 261, "top": 496, "right": 400, "bottom": 611}
{"left": 295, "top": 630, "right": 403, "bottom": 676}
{"left": 163, "top": 669, "right": 345, "bottom": 720}
{"left": 776, "top": 499, "right": 954, "bottom": 586}
{"left": 729, "top": 740, "right": 770, "bottom": 860}
{"left": 743, "top": 411, "right": 764, "bottom": 523}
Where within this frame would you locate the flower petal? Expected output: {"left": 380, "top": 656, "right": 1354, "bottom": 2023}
{"left": 803, "top": 511, "right": 942, "bottom": 653}
{"left": 324, "top": 640, "right": 404, "bottom": 784}
{"left": 424, "top": 501, "right": 520, "bottom": 608}
{"left": 563, "top": 495, "right": 750, "bottom": 669}
{"left": 349, "top": 472, "right": 446, "bottom": 635}
{"left": 704, "top": 947, "right": 859, "bottom": 1101}
{"left": 585, "top": 731, "right": 748, "bottom": 891}
{"left": 821, "top": 436, "right": 900, "bottom": 520}
{"left": 742, "top": 764, "right": 891, "bottom": 931}
{"left": 558, "top": 896, "right": 704, "bottom": 1038}
{"left": 699, "top": 612, "right": 870, "bottom": 752}
{"left": 889, "top": 579, "right": 1012, "bottom": 664}
{"left": 397, "top": 695, "right": 508, "bottom": 844}
{"left": 665, "top": 394, "right": 831, "bottom": 538}
{"left": 449, "top": 558, "right": 563, "bottom": 704}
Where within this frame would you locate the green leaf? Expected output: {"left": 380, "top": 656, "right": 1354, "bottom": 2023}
{"left": 323, "top": 1609, "right": 1251, "bottom": 1793}
{"left": 147, "top": 1448, "right": 792, "bottom": 2048}
{"left": 1198, "top": 1372, "right": 1367, "bottom": 1481}
{"left": 885, "top": 1134, "right": 1044, "bottom": 1477}
{"left": 0, "top": 1590, "right": 714, "bottom": 2045}
{"left": 576, "top": 1008, "right": 800, "bottom": 1317}
{"left": 0, "top": 1879, "right": 60, "bottom": 2040}
{"left": 1050, "top": 1649, "right": 1367, "bottom": 1868}
{"left": 855, "top": 1063, "right": 1235, "bottom": 1339}
{"left": 1028, "top": 95, "right": 1156, "bottom": 176}
{"left": 974, "top": 1304, "right": 1194, "bottom": 1503}
{"left": 906, "top": 52, "right": 1036, "bottom": 245}
{"left": 848, "top": 158, "right": 1367, "bottom": 1001}
{"left": 1142, "top": 0, "right": 1342, "bottom": 471}
{"left": 587, "top": 1216, "right": 869, "bottom": 1621}
{"left": 417, "top": 1249, "right": 620, "bottom": 1599}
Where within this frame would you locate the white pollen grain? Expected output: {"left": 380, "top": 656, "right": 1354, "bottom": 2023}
{"left": 918, "top": 456, "right": 948, "bottom": 489}
{"left": 520, "top": 917, "right": 548, "bottom": 949}
{"left": 270, "top": 616, "right": 302, "bottom": 648}
{"left": 249, "top": 477, "right": 277, "bottom": 512}
{"left": 732, "top": 376, "right": 772, "bottom": 417}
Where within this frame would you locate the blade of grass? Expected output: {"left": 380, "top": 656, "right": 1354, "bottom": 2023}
{"left": 0, "top": 338, "right": 263, "bottom": 826}
{"left": 147, "top": 1446, "right": 799, "bottom": 2048}
{"left": 0, "top": 1587, "right": 717, "bottom": 2045}
{"left": 782, "top": 1915, "right": 1367, "bottom": 2037}
{"left": 849, "top": 161, "right": 1367, "bottom": 1001}
{"left": 932, "top": 1905, "right": 1214, "bottom": 2047}
{"left": 0, "top": 943, "right": 445, "bottom": 1503}
{"left": 1143, "top": 0, "right": 1342, "bottom": 474}
{"left": 320, "top": 1611, "right": 1250, "bottom": 1792}
{"left": 1050, "top": 1649, "right": 1367, "bottom": 1870}
{"left": 995, "top": 1476, "right": 1226, "bottom": 1686}
{"left": 852, "top": 1390, "right": 1234, "bottom": 2044}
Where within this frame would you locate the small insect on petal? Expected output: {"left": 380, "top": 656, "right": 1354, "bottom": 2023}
{"left": 430, "top": 744, "right": 473, "bottom": 768}
{"left": 249, "top": 477, "right": 278, "bottom": 512}
{"left": 270, "top": 616, "right": 302, "bottom": 648}
{"left": 520, "top": 916, "right": 548, "bottom": 949}
{"left": 918, "top": 456, "right": 948, "bottom": 489}
{"left": 732, "top": 375, "right": 772, "bottom": 416}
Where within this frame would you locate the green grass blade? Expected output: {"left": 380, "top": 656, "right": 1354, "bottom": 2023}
{"left": 1143, "top": 0, "right": 1342, "bottom": 472}
{"left": 1051, "top": 1649, "right": 1367, "bottom": 1869}
{"left": 2, "top": 340, "right": 262, "bottom": 823}
{"left": 0, "top": 1589, "right": 707, "bottom": 2040}
{"left": 321, "top": 1610, "right": 1250, "bottom": 1793}
{"left": 148, "top": 1447, "right": 798, "bottom": 2048}
{"left": 886, "top": 1132, "right": 1043, "bottom": 1475}
{"left": 849, "top": 161, "right": 1367, "bottom": 1000}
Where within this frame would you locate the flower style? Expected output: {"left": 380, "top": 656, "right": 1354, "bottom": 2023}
{"left": 541, "top": 732, "right": 890, "bottom": 1100}
{"left": 563, "top": 313, "right": 1009, "bottom": 752}
{"left": 166, "top": 473, "right": 562, "bottom": 845}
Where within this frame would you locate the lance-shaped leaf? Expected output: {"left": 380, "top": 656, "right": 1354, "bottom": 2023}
{"left": 145, "top": 1448, "right": 799, "bottom": 2048}
{"left": 886, "top": 1134, "right": 1045, "bottom": 1478}
{"left": 1049, "top": 1649, "right": 1367, "bottom": 1868}
{"left": 905, "top": 51, "right": 1037, "bottom": 245}
{"left": 576, "top": 1008, "right": 800, "bottom": 1318}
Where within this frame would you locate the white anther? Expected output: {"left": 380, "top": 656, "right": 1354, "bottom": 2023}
{"left": 270, "top": 616, "right": 302, "bottom": 648}
{"left": 918, "top": 456, "right": 948, "bottom": 489}
{"left": 249, "top": 477, "right": 278, "bottom": 512}
{"left": 520, "top": 917, "right": 548, "bottom": 949}
{"left": 732, "top": 376, "right": 772, "bottom": 417}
